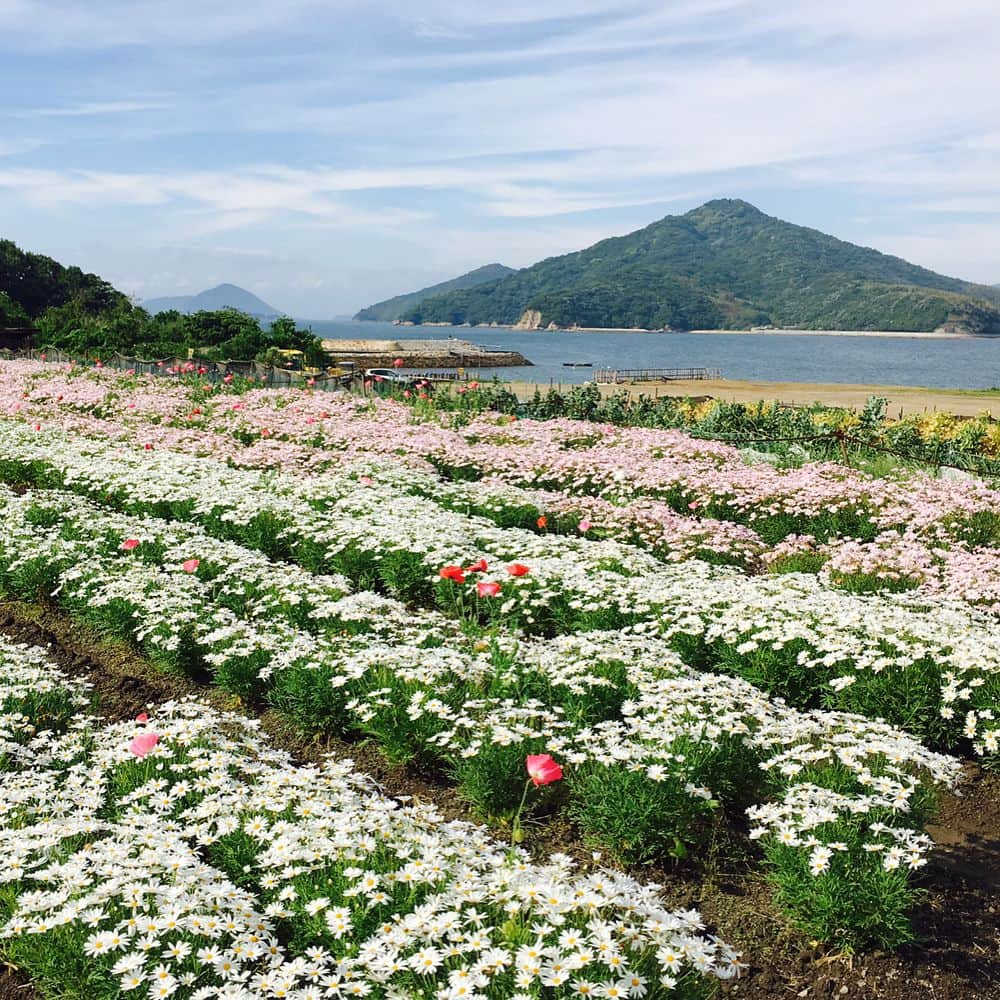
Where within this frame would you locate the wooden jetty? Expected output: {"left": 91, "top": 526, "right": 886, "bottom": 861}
{"left": 595, "top": 366, "right": 722, "bottom": 384}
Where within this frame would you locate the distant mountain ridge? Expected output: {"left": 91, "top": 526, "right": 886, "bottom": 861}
{"left": 143, "top": 283, "right": 282, "bottom": 318}
{"left": 405, "top": 201, "right": 1000, "bottom": 335}
{"left": 354, "top": 263, "right": 515, "bottom": 322}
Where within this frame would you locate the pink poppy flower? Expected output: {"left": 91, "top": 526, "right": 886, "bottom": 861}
{"left": 465, "top": 558, "right": 488, "bottom": 573}
{"left": 393, "top": 357, "right": 404, "bottom": 368}
{"left": 121, "top": 538, "right": 140, "bottom": 551}
{"left": 526, "top": 753, "right": 562, "bottom": 786}
{"left": 181, "top": 559, "right": 200, "bottom": 573}
{"left": 135, "top": 712, "right": 149, "bottom": 723}
{"left": 578, "top": 519, "right": 592, "bottom": 533}
{"left": 129, "top": 732, "right": 159, "bottom": 758}
{"left": 359, "top": 475, "right": 374, "bottom": 486}
{"left": 476, "top": 581, "right": 501, "bottom": 598}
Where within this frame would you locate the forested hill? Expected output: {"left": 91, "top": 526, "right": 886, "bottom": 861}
{"left": 1, "top": 239, "right": 128, "bottom": 323}
{"left": 403, "top": 200, "right": 1000, "bottom": 334}
{"left": 354, "top": 263, "right": 515, "bottom": 321}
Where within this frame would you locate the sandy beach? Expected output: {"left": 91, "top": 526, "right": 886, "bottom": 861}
{"left": 502, "top": 377, "right": 1000, "bottom": 418}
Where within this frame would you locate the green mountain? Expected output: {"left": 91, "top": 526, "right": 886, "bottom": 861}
{"left": 143, "top": 283, "right": 282, "bottom": 318}
{"left": 404, "top": 201, "right": 1000, "bottom": 334}
{"left": 354, "top": 263, "right": 515, "bottom": 321}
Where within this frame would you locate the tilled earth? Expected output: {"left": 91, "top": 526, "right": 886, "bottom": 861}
{"left": 0, "top": 600, "right": 997, "bottom": 1000}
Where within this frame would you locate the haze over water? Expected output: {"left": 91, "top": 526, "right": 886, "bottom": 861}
{"left": 307, "top": 321, "right": 1000, "bottom": 390}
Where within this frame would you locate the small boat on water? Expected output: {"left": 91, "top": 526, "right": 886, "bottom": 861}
{"left": 562, "top": 362, "right": 593, "bottom": 367}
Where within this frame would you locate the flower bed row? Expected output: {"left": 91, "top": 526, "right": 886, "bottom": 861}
{"left": 4, "top": 361, "right": 1000, "bottom": 552}
{"left": 0, "top": 487, "right": 965, "bottom": 948}
{"left": 0, "top": 637, "right": 742, "bottom": 998}
{"left": 1, "top": 426, "right": 997, "bottom": 757}
{"left": 7, "top": 365, "right": 1000, "bottom": 613}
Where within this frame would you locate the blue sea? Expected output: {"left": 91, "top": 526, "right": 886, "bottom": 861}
{"left": 305, "top": 320, "right": 1000, "bottom": 390}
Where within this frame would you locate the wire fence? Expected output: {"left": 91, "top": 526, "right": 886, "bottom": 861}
{"left": 17, "top": 347, "right": 357, "bottom": 392}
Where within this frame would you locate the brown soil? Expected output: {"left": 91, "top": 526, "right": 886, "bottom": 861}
{"left": 1, "top": 600, "right": 998, "bottom": 1000}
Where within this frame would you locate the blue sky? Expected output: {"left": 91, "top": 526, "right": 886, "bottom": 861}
{"left": 1, "top": 0, "right": 998, "bottom": 317}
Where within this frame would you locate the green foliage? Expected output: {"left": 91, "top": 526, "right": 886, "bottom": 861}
{"left": 450, "top": 740, "right": 556, "bottom": 818}
{"left": 0, "top": 238, "right": 126, "bottom": 319}
{"left": 403, "top": 200, "right": 1000, "bottom": 332}
{"left": 568, "top": 764, "right": 720, "bottom": 864}
{"left": 2, "top": 236, "right": 328, "bottom": 361}
{"left": 0, "top": 291, "right": 29, "bottom": 326}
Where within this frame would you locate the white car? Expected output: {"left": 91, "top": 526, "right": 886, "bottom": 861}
{"left": 364, "top": 367, "right": 411, "bottom": 384}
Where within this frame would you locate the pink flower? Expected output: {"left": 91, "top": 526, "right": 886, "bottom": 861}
{"left": 128, "top": 732, "right": 159, "bottom": 758}
{"left": 526, "top": 753, "right": 562, "bottom": 786}
{"left": 476, "top": 581, "right": 501, "bottom": 598}
{"left": 143, "top": 443, "right": 153, "bottom": 450}
{"left": 578, "top": 519, "right": 592, "bottom": 533}
{"left": 359, "top": 475, "right": 374, "bottom": 486}
{"left": 465, "top": 558, "right": 488, "bottom": 573}
{"left": 181, "top": 559, "right": 200, "bottom": 573}
{"left": 536, "top": 515, "right": 547, "bottom": 530}
{"left": 506, "top": 563, "right": 530, "bottom": 577}
{"left": 121, "top": 538, "right": 140, "bottom": 551}
{"left": 135, "top": 712, "right": 149, "bottom": 723}
{"left": 393, "top": 357, "right": 404, "bottom": 368}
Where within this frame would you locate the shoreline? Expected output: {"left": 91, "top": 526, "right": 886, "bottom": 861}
{"left": 497, "top": 376, "right": 1000, "bottom": 418}
{"left": 394, "top": 322, "right": 989, "bottom": 339}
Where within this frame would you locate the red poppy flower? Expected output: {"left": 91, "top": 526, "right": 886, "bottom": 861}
{"left": 476, "top": 581, "right": 501, "bottom": 598}
{"left": 506, "top": 563, "right": 530, "bottom": 577}
{"left": 536, "top": 516, "right": 547, "bottom": 529}
{"left": 465, "top": 558, "right": 488, "bottom": 573}
{"left": 439, "top": 565, "right": 466, "bottom": 583}
{"left": 526, "top": 753, "right": 563, "bottom": 786}
{"left": 121, "top": 538, "right": 140, "bottom": 551}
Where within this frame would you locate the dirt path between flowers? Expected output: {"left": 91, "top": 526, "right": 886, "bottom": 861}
{"left": 1, "top": 600, "right": 998, "bottom": 1000}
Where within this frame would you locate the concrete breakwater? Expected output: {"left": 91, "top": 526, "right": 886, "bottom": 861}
{"left": 320, "top": 337, "right": 531, "bottom": 369}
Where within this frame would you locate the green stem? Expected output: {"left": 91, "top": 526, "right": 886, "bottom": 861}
{"left": 510, "top": 778, "right": 533, "bottom": 850}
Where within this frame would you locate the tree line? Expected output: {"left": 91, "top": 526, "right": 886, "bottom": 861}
{"left": 0, "top": 238, "right": 324, "bottom": 362}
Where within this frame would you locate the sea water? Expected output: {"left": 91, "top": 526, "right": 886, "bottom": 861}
{"left": 305, "top": 320, "right": 1000, "bottom": 390}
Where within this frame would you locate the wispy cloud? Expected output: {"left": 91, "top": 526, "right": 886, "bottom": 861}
{"left": 20, "top": 100, "right": 170, "bottom": 117}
